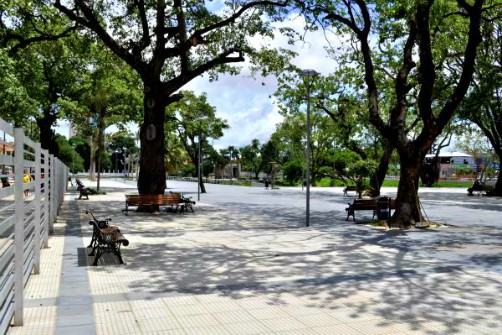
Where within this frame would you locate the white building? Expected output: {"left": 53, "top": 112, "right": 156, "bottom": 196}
{"left": 425, "top": 151, "right": 476, "bottom": 178}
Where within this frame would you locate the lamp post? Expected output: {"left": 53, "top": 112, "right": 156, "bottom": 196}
{"left": 72, "top": 145, "right": 75, "bottom": 174}
{"left": 198, "top": 126, "right": 202, "bottom": 202}
{"left": 301, "top": 69, "right": 319, "bottom": 227}
{"left": 196, "top": 117, "right": 208, "bottom": 201}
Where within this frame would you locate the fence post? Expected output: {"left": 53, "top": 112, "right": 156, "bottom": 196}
{"left": 13, "top": 128, "right": 24, "bottom": 326}
{"left": 33, "top": 143, "right": 41, "bottom": 274}
{"left": 49, "top": 154, "right": 55, "bottom": 233}
{"left": 43, "top": 149, "right": 49, "bottom": 246}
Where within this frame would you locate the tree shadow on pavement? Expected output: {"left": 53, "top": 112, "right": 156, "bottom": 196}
{"left": 74, "top": 188, "right": 502, "bottom": 335}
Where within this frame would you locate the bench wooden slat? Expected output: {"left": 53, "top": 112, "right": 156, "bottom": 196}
{"left": 345, "top": 197, "right": 395, "bottom": 221}
{"left": 343, "top": 185, "right": 357, "bottom": 196}
{"left": 124, "top": 193, "right": 184, "bottom": 214}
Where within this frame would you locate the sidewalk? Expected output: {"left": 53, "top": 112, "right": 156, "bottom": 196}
{"left": 7, "top": 180, "right": 502, "bottom": 335}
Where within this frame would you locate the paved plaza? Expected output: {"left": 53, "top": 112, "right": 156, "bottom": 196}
{"left": 7, "top": 179, "right": 502, "bottom": 335}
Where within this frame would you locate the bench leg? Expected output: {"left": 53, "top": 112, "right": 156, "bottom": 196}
{"left": 88, "top": 245, "right": 98, "bottom": 256}
{"left": 114, "top": 250, "right": 125, "bottom": 265}
{"left": 92, "top": 248, "right": 102, "bottom": 266}
{"left": 87, "top": 234, "right": 97, "bottom": 249}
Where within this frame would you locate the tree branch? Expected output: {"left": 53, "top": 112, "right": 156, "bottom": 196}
{"left": 415, "top": 1, "right": 436, "bottom": 125}
{"left": 54, "top": 0, "right": 146, "bottom": 76}
{"left": 162, "top": 48, "right": 245, "bottom": 102}
{"left": 392, "top": 19, "right": 417, "bottom": 126}
{"left": 4, "top": 26, "right": 76, "bottom": 56}
{"left": 434, "top": 0, "right": 484, "bottom": 130}
{"left": 192, "top": 1, "right": 289, "bottom": 38}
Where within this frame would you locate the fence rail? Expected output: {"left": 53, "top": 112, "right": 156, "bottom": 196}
{"left": 0, "top": 119, "right": 67, "bottom": 332}
{"left": 166, "top": 175, "right": 249, "bottom": 186}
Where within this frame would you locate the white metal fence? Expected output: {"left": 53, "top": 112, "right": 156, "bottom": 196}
{"left": 0, "top": 118, "right": 67, "bottom": 333}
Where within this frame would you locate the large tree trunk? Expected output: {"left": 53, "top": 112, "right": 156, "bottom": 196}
{"left": 137, "top": 87, "right": 167, "bottom": 212}
{"left": 196, "top": 158, "right": 207, "bottom": 193}
{"left": 490, "top": 148, "right": 502, "bottom": 196}
{"left": 391, "top": 154, "right": 424, "bottom": 229}
{"left": 36, "top": 110, "right": 58, "bottom": 156}
{"left": 199, "top": 178, "right": 206, "bottom": 193}
{"left": 370, "top": 142, "right": 393, "bottom": 196}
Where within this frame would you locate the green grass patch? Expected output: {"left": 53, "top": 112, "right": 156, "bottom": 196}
{"left": 314, "top": 178, "right": 471, "bottom": 188}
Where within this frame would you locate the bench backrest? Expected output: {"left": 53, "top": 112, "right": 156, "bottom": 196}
{"left": 89, "top": 219, "right": 129, "bottom": 246}
{"left": 351, "top": 198, "right": 377, "bottom": 210}
{"left": 125, "top": 193, "right": 182, "bottom": 205}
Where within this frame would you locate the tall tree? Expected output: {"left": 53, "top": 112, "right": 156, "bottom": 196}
{"left": 458, "top": 16, "right": 502, "bottom": 194}
{"left": 276, "top": 74, "right": 390, "bottom": 193}
{"left": 54, "top": 0, "right": 290, "bottom": 199}
{"left": 301, "top": 0, "right": 487, "bottom": 227}
{"left": 0, "top": 49, "right": 35, "bottom": 125}
{"left": 166, "top": 91, "right": 229, "bottom": 194}
{"left": 240, "top": 139, "right": 263, "bottom": 179}
{"left": 1, "top": 0, "right": 78, "bottom": 152}
{"left": 66, "top": 42, "right": 142, "bottom": 189}
{"left": 19, "top": 38, "right": 85, "bottom": 155}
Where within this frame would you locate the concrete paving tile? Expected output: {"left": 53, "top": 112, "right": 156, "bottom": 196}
{"left": 259, "top": 317, "right": 308, "bottom": 332}
{"left": 274, "top": 329, "right": 319, "bottom": 335}
{"left": 161, "top": 295, "right": 200, "bottom": 306}
{"left": 222, "top": 320, "right": 271, "bottom": 335}
{"left": 183, "top": 324, "right": 232, "bottom": 335}
{"left": 203, "top": 301, "right": 243, "bottom": 313}
{"left": 137, "top": 316, "right": 181, "bottom": 332}
{"left": 7, "top": 326, "right": 54, "bottom": 335}
{"left": 295, "top": 312, "right": 344, "bottom": 327}
{"left": 94, "top": 301, "right": 132, "bottom": 313}
{"left": 55, "top": 324, "right": 95, "bottom": 335}
{"left": 246, "top": 307, "right": 291, "bottom": 320}
{"left": 211, "top": 310, "right": 256, "bottom": 324}
{"left": 327, "top": 306, "right": 382, "bottom": 323}
{"left": 175, "top": 314, "right": 221, "bottom": 328}
{"left": 169, "top": 304, "right": 209, "bottom": 316}
{"left": 133, "top": 306, "right": 174, "bottom": 320}
{"left": 129, "top": 298, "right": 166, "bottom": 309}
{"left": 147, "top": 330, "right": 187, "bottom": 335}
{"left": 235, "top": 298, "right": 279, "bottom": 310}
{"left": 312, "top": 323, "right": 365, "bottom": 335}
{"left": 345, "top": 319, "right": 411, "bottom": 335}
{"left": 16, "top": 306, "right": 57, "bottom": 327}
{"left": 280, "top": 304, "right": 330, "bottom": 317}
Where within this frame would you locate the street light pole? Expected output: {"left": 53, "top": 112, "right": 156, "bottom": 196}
{"left": 198, "top": 125, "right": 202, "bottom": 202}
{"left": 301, "top": 69, "right": 319, "bottom": 228}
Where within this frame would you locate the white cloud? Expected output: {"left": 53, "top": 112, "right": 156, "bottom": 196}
{"left": 185, "top": 15, "right": 339, "bottom": 150}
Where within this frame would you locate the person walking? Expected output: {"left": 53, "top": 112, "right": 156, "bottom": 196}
{"left": 23, "top": 171, "right": 32, "bottom": 197}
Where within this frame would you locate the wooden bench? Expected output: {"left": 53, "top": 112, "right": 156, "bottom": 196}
{"left": 343, "top": 185, "right": 357, "bottom": 196}
{"left": 467, "top": 181, "right": 493, "bottom": 196}
{"left": 86, "top": 210, "right": 129, "bottom": 266}
{"left": 346, "top": 197, "right": 396, "bottom": 221}
{"left": 123, "top": 192, "right": 185, "bottom": 215}
{"left": 181, "top": 195, "right": 196, "bottom": 213}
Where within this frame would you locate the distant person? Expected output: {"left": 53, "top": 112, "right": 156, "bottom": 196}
{"left": 1, "top": 177, "right": 10, "bottom": 188}
{"left": 264, "top": 179, "right": 270, "bottom": 190}
{"left": 23, "top": 172, "right": 32, "bottom": 197}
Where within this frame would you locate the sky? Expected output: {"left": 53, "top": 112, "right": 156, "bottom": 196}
{"left": 56, "top": 12, "right": 338, "bottom": 150}
{"left": 183, "top": 17, "right": 335, "bottom": 150}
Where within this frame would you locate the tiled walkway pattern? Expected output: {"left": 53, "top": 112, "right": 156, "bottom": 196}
{"left": 7, "top": 181, "right": 502, "bottom": 335}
